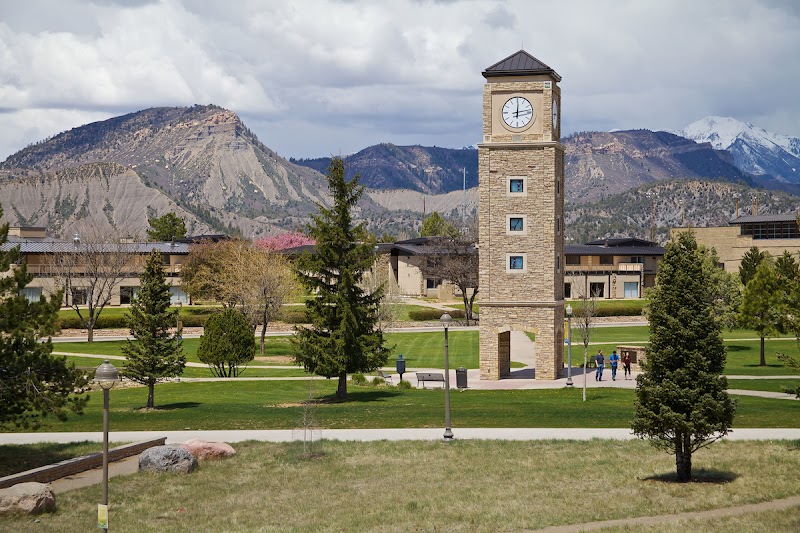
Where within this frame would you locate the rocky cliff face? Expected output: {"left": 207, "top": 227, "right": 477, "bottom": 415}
{"left": 563, "top": 130, "right": 754, "bottom": 203}
{"left": 1, "top": 105, "right": 328, "bottom": 238}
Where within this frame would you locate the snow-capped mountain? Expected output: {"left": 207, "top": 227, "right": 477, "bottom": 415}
{"left": 678, "top": 116, "right": 800, "bottom": 184}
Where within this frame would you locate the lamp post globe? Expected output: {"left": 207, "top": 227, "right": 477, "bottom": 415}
{"left": 440, "top": 313, "right": 454, "bottom": 441}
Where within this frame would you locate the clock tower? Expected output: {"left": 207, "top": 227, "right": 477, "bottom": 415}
{"left": 478, "top": 50, "right": 564, "bottom": 380}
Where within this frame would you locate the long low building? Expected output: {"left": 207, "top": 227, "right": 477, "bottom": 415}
{"left": 2, "top": 226, "right": 190, "bottom": 305}
{"left": 386, "top": 236, "right": 663, "bottom": 300}
{"left": 672, "top": 213, "right": 800, "bottom": 273}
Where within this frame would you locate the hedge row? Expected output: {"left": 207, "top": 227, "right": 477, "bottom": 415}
{"left": 568, "top": 301, "right": 646, "bottom": 317}
{"left": 57, "top": 313, "right": 212, "bottom": 329}
{"left": 407, "top": 308, "right": 466, "bottom": 321}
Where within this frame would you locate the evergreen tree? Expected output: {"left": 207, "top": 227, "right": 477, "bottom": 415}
{"left": 738, "top": 245, "right": 767, "bottom": 286}
{"left": 740, "top": 259, "right": 782, "bottom": 367}
{"left": 147, "top": 212, "right": 187, "bottom": 242}
{"left": 420, "top": 211, "right": 459, "bottom": 238}
{"left": 293, "top": 157, "right": 389, "bottom": 400}
{"left": 197, "top": 308, "right": 255, "bottom": 377}
{"left": 775, "top": 250, "right": 799, "bottom": 283}
{"left": 122, "top": 249, "right": 185, "bottom": 407}
{"left": 0, "top": 206, "right": 88, "bottom": 428}
{"left": 632, "top": 231, "right": 735, "bottom": 482}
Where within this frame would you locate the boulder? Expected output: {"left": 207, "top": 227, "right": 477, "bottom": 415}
{"left": 0, "top": 482, "right": 56, "bottom": 515}
{"left": 180, "top": 439, "right": 236, "bottom": 461}
{"left": 138, "top": 445, "right": 197, "bottom": 474}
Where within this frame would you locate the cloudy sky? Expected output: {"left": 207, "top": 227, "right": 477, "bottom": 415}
{"left": 1, "top": 0, "right": 799, "bottom": 160}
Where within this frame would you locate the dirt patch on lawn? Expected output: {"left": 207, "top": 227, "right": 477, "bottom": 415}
{"left": 255, "top": 355, "right": 295, "bottom": 364}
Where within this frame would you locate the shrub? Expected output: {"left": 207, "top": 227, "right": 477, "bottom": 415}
{"left": 396, "top": 379, "right": 412, "bottom": 390}
{"left": 351, "top": 373, "right": 367, "bottom": 385}
{"left": 408, "top": 308, "right": 466, "bottom": 321}
{"left": 372, "top": 376, "right": 386, "bottom": 386}
{"left": 197, "top": 309, "right": 256, "bottom": 377}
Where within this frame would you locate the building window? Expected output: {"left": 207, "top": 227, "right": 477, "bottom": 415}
{"left": 566, "top": 255, "right": 580, "bottom": 266}
{"left": 590, "top": 282, "right": 604, "bottom": 298}
{"left": 630, "top": 256, "right": 643, "bottom": 264}
{"left": 507, "top": 176, "right": 527, "bottom": 196}
{"left": 556, "top": 256, "right": 561, "bottom": 273}
{"left": 564, "top": 283, "right": 571, "bottom": 298}
{"left": 169, "top": 287, "right": 188, "bottom": 305}
{"left": 506, "top": 214, "right": 527, "bottom": 235}
{"left": 624, "top": 282, "right": 639, "bottom": 298}
{"left": 426, "top": 278, "right": 441, "bottom": 289}
{"left": 19, "top": 287, "right": 42, "bottom": 303}
{"left": 599, "top": 255, "right": 614, "bottom": 266}
{"left": 71, "top": 288, "right": 88, "bottom": 306}
{"left": 505, "top": 253, "right": 527, "bottom": 273}
{"left": 120, "top": 286, "right": 139, "bottom": 304}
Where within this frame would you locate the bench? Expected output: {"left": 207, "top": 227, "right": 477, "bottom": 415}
{"left": 416, "top": 372, "right": 445, "bottom": 388}
{"left": 377, "top": 369, "right": 393, "bottom": 384}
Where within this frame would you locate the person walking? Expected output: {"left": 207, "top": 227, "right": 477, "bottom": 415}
{"left": 594, "top": 350, "right": 604, "bottom": 381}
{"left": 622, "top": 352, "right": 632, "bottom": 380}
{"left": 609, "top": 350, "right": 620, "bottom": 381}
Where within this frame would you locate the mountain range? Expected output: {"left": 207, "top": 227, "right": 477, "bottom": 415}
{"left": 1, "top": 106, "right": 798, "bottom": 243}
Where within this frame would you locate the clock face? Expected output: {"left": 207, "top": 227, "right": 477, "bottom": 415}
{"left": 552, "top": 100, "right": 559, "bottom": 136}
{"left": 502, "top": 97, "right": 533, "bottom": 129}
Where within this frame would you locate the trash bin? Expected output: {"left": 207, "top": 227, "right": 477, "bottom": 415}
{"left": 456, "top": 367, "right": 468, "bottom": 389}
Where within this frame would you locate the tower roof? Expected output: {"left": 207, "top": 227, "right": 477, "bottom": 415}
{"left": 482, "top": 50, "right": 561, "bottom": 81}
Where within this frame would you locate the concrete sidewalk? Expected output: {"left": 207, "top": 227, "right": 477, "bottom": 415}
{"left": 3, "top": 427, "right": 800, "bottom": 446}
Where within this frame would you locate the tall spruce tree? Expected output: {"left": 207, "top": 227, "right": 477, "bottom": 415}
{"left": 0, "top": 207, "right": 88, "bottom": 428}
{"left": 632, "top": 231, "right": 735, "bottom": 482}
{"left": 122, "top": 249, "right": 185, "bottom": 408}
{"left": 738, "top": 245, "right": 767, "bottom": 286}
{"left": 740, "top": 259, "right": 782, "bottom": 367}
{"left": 293, "top": 157, "right": 389, "bottom": 400}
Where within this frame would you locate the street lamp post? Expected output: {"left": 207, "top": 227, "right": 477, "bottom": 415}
{"left": 440, "top": 313, "right": 454, "bottom": 441}
{"left": 175, "top": 300, "right": 183, "bottom": 339}
{"left": 565, "top": 304, "right": 573, "bottom": 387}
{"left": 95, "top": 360, "right": 120, "bottom": 530}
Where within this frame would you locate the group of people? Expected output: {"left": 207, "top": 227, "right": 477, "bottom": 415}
{"left": 593, "top": 349, "right": 631, "bottom": 381}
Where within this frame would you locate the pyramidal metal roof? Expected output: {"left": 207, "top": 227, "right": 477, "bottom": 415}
{"left": 483, "top": 50, "right": 561, "bottom": 81}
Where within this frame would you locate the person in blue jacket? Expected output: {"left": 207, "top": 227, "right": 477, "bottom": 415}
{"left": 609, "top": 350, "right": 620, "bottom": 381}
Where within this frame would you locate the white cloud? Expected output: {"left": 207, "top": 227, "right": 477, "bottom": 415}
{"left": 1, "top": 0, "right": 799, "bottom": 160}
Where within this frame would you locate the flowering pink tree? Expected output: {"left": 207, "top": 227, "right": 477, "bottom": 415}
{"left": 255, "top": 232, "right": 315, "bottom": 251}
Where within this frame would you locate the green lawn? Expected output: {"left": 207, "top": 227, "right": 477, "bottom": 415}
{"left": 62, "top": 355, "right": 310, "bottom": 378}
{"left": 4, "top": 440, "right": 800, "bottom": 532}
{"left": 727, "top": 379, "right": 800, "bottom": 394}
{"left": 15, "top": 380, "right": 799, "bottom": 433}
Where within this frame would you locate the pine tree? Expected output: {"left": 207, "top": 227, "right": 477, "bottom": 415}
{"left": 738, "top": 245, "right": 767, "bottom": 286}
{"left": 293, "top": 157, "right": 390, "bottom": 400}
{"left": 147, "top": 212, "right": 187, "bottom": 242}
{"left": 632, "top": 231, "right": 735, "bottom": 482}
{"left": 197, "top": 308, "right": 256, "bottom": 377}
{"left": 740, "top": 259, "right": 782, "bottom": 367}
{"left": 122, "top": 249, "right": 185, "bottom": 408}
{"left": 0, "top": 207, "right": 88, "bottom": 428}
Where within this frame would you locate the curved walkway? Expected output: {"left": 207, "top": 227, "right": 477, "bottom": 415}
{"left": 533, "top": 494, "right": 800, "bottom": 532}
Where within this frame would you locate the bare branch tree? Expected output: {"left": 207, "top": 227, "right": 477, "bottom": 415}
{"left": 419, "top": 220, "right": 479, "bottom": 325}
{"left": 46, "top": 228, "right": 141, "bottom": 342}
{"left": 573, "top": 276, "right": 598, "bottom": 402}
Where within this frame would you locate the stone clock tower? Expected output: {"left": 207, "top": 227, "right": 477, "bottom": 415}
{"left": 478, "top": 50, "right": 564, "bottom": 380}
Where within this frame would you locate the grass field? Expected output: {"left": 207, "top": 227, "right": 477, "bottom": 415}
{"left": 2, "top": 440, "right": 799, "bottom": 532}
{"left": 727, "top": 379, "right": 800, "bottom": 394}
{"left": 14, "top": 380, "right": 799, "bottom": 433}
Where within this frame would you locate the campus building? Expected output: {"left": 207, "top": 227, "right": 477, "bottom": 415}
{"left": 671, "top": 213, "right": 800, "bottom": 273}
{"left": 384, "top": 236, "right": 663, "bottom": 300}
{"left": 3, "top": 226, "right": 191, "bottom": 305}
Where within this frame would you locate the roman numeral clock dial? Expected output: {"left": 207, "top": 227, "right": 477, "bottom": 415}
{"left": 502, "top": 96, "right": 533, "bottom": 129}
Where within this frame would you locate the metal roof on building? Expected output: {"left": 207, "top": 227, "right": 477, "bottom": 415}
{"left": 729, "top": 213, "right": 799, "bottom": 224}
{"left": 482, "top": 50, "right": 562, "bottom": 81}
{"left": 0, "top": 241, "right": 190, "bottom": 254}
{"left": 565, "top": 244, "right": 665, "bottom": 256}
{"left": 583, "top": 238, "right": 658, "bottom": 248}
